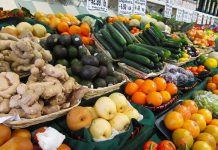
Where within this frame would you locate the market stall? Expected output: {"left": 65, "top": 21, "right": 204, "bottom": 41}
{"left": 0, "top": 0, "right": 218, "bottom": 150}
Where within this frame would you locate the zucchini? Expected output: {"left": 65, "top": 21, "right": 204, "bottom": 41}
{"left": 150, "top": 22, "right": 166, "bottom": 39}
{"left": 101, "top": 29, "right": 123, "bottom": 57}
{"left": 138, "top": 33, "right": 151, "bottom": 45}
{"left": 136, "top": 44, "right": 165, "bottom": 59}
{"left": 135, "top": 35, "right": 145, "bottom": 44}
{"left": 94, "top": 33, "right": 117, "bottom": 59}
{"left": 127, "top": 44, "right": 159, "bottom": 63}
{"left": 161, "top": 41, "right": 181, "bottom": 49}
{"left": 124, "top": 52, "right": 154, "bottom": 68}
{"left": 163, "top": 47, "right": 181, "bottom": 54}
{"left": 120, "top": 58, "right": 151, "bottom": 73}
{"left": 170, "top": 53, "right": 180, "bottom": 60}
{"left": 142, "top": 30, "right": 158, "bottom": 46}
{"left": 107, "top": 24, "right": 127, "bottom": 46}
{"left": 158, "top": 47, "right": 171, "bottom": 58}
{"left": 147, "top": 27, "right": 162, "bottom": 44}
{"left": 113, "top": 22, "right": 133, "bottom": 44}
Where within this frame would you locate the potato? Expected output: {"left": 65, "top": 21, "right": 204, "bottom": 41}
{"left": 12, "top": 129, "right": 31, "bottom": 139}
{"left": 0, "top": 137, "right": 33, "bottom": 150}
{"left": 0, "top": 124, "right": 11, "bottom": 146}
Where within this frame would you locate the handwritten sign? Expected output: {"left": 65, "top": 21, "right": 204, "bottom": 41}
{"left": 118, "top": 0, "right": 134, "bottom": 15}
{"left": 192, "top": 11, "right": 198, "bottom": 22}
{"left": 164, "top": 3, "right": 172, "bottom": 18}
{"left": 176, "top": 8, "right": 183, "bottom": 21}
{"left": 87, "top": 0, "right": 108, "bottom": 12}
{"left": 197, "top": 13, "right": 203, "bottom": 25}
{"left": 133, "top": 0, "right": 146, "bottom": 15}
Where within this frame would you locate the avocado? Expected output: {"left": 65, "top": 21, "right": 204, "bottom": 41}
{"left": 78, "top": 46, "right": 88, "bottom": 58}
{"left": 56, "top": 59, "right": 69, "bottom": 67}
{"left": 107, "top": 63, "right": 114, "bottom": 75}
{"left": 95, "top": 52, "right": 110, "bottom": 66}
{"left": 71, "top": 75, "right": 81, "bottom": 83}
{"left": 68, "top": 46, "right": 77, "bottom": 59}
{"left": 67, "top": 68, "right": 73, "bottom": 76}
{"left": 70, "top": 59, "right": 83, "bottom": 75}
{"left": 98, "top": 66, "right": 108, "bottom": 78}
{"left": 39, "top": 39, "right": 47, "bottom": 49}
{"left": 46, "top": 34, "right": 60, "bottom": 49}
{"left": 81, "top": 55, "right": 99, "bottom": 66}
{"left": 71, "top": 34, "right": 83, "bottom": 47}
{"left": 105, "top": 76, "right": 117, "bottom": 85}
{"left": 80, "top": 80, "right": 93, "bottom": 88}
{"left": 53, "top": 45, "right": 68, "bottom": 59}
{"left": 59, "top": 35, "right": 71, "bottom": 47}
{"left": 93, "top": 78, "right": 107, "bottom": 88}
{"left": 80, "top": 65, "right": 100, "bottom": 80}
{"left": 114, "top": 73, "right": 123, "bottom": 83}
{"left": 86, "top": 45, "right": 97, "bottom": 55}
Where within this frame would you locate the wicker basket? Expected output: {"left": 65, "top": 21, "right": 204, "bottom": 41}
{"left": 4, "top": 100, "right": 81, "bottom": 129}
{"left": 118, "top": 62, "right": 167, "bottom": 79}
{"left": 83, "top": 71, "right": 128, "bottom": 99}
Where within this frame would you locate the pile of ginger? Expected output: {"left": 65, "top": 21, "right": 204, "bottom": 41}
{"left": 0, "top": 59, "right": 84, "bottom": 119}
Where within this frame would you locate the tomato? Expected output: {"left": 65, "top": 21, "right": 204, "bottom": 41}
{"left": 157, "top": 140, "right": 176, "bottom": 150}
{"left": 143, "top": 141, "right": 158, "bottom": 150}
{"left": 33, "top": 127, "right": 47, "bottom": 142}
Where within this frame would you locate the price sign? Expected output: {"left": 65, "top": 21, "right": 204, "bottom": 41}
{"left": 197, "top": 13, "right": 203, "bottom": 24}
{"left": 164, "top": 3, "right": 172, "bottom": 18}
{"left": 87, "top": 0, "right": 108, "bottom": 12}
{"left": 192, "top": 11, "right": 198, "bottom": 22}
{"left": 183, "top": 10, "right": 189, "bottom": 23}
{"left": 133, "top": 0, "right": 146, "bottom": 15}
{"left": 118, "top": 0, "right": 134, "bottom": 15}
{"left": 176, "top": 8, "right": 183, "bottom": 21}
{"left": 211, "top": 17, "right": 215, "bottom": 25}
{"left": 203, "top": 15, "right": 207, "bottom": 25}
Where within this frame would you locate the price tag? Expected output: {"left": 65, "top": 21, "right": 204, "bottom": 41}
{"left": 118, "top": 0, "right": 134, "bottom": 15}
{"left": 133, "top": 0, "right": 146, "bottom": 15}
{"left": 188, "top": 11, "right": 193, "bottom": 23}
{"left": 164, "top": 3, "right": 172, "bottom": 18}
{"left": 211, "top": 17, "right": 215, "bottom": 25}
{"left": 197, "top": 13, "right": 203, "bottom": 24}
{"left": 183, "top": 10, "right": 189, "bottom": 23}
{"left": 203, "top": 15, "right": 207, "bottom": 25}
{"left": 87, "top": 0, "right": 108, "bottom": 12}
{"left": 176, "top": 8, "right": 183, "bottom": 21}
{"left": 192, "top": 11, "right": 198, "bottom": 22}
{"left": 167, "top": 0, "right": 173, "bottom": 4}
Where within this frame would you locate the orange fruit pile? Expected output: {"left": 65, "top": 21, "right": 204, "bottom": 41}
{"left": 206, "top": 74, "right": 218, "bottom": 95}
{"left": 164, "top": 100, "right": 217, "bottom": 149}
{"left": 125, "top": 77, "right": 178, "bottom": 106}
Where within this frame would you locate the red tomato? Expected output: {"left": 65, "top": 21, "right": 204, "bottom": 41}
{"left": 143, "top": 141, "right": 158, "bottom": 150}
{"left": 157, "top": 140, "right": 176, "bottom": 150}
{"left": 33, "top": 127, "right": 46, "bottom": 142}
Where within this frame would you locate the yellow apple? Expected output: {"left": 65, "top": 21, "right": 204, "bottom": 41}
{"left": 109, "top": 113, "right": 130, "bottom": 131}
{"left": 109, "top": 93, "right": 128, "bottom": 113}
{"left": 123, "top": 106, "right": 140, "bottom": 120}
{"left": 85, "top": 107, "right": 98, "bottom": 119}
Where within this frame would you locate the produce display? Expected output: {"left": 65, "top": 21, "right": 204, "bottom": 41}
{"left": 0, "top": 5, "right": 218, "bottom": 150}
{"left": 163, "top": 100, "right": 217, "bottom": 149}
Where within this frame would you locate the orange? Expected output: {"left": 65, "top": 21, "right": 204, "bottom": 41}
{"left": 182, "top": 120, "right": 200, "bottom": 138}
{"left": 164, "top": 111, "right": 184, "bottom": 130}
{"left": 146, "top": 91, "right": 163, "bottom": 107}
{"left": 204, "top": 125, "right": 218, "bottom": 143}
{"left": 190, "top": 113, "right": 206, "bottom": 131}
{"left": 172, "top": 128, "right": 194, "bottom": 148}
{"left": 212, "top": 74, "right": 218, "bottom": 84}
{"left": 57, "top": 144, "right": 71, "bottom": 150}
{"left": 135, "top": 79, "right": 144, "bottom": 87}
{"left": 49, "top": 17, "right": 61, "bottom": 29}
{"left": 182, "top": 100, "right": 198, "bottom": 114}
{"left": 212, "top": 90, "right": 218, "bottom": 95}
{"left": 140, "top": 80, "right": 157, "bottom": 94}
{"left": 131, "top": 92, "right": 146, "bottom": 105}
{"left": 208, "top": 77, "right": 213, "bottom": 83}
{"left": 153, "top": 77, "right": 167, "bottom": 91}
{"left": 160, "top": 91, "right": 171, "bottom": 103}
{"left": 125, "top": 82, "right": 138, "bottom": 96}
{"left": 196, "top": 133, "right": 216, "bottom": 150}
{"left": 192, "top": 141, "right": 212, "bottom": 150}
{"left": 165, "top": 83, "right": 178, "bottom": 95}
{"left": 174, "top": 105, "right": 191, "bottom": 120}
{"left": 81, "top": 36, "right": 90, "bottom": 45}
{"left": 80, "top": 22, "right": 90, "bottom": 36}
{"left": 197, "top": 109, "right": 212, "bottom": 124}
{"left": 206, "top": 83, "right": 217, "bottom": 91}
{"left": 68, "top": 25, "right": 81, "bottom": 35}
{"left": 57, "top": 22, "right": 69, "bottom": 33}
{"left": 61, "top": 32, "right": 70, "bottom": 35}
{"left": 210, "top": 119, "right": 218, "bottom": 126}
{"left": 11, "top": 129, "right": 31, "bottom": 139}
{"left": 38, "top": 16, "right": 50, "bottom": 25}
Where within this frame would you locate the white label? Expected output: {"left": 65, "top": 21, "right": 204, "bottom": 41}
{"left": 176, "top": 8, "right": 183, "bottom": 21}
{"left": 197, "top": 13, "right": 203, "bottom": 25}
{"left": 167, "top": 0, "right": 173, "bottom": 4}
{"left": 133, "top": 0, "right": 146, "bottom": 15}
{"left": 183, "top": 10, "right": 189, "bottom": 23}
{"left": 211, "top": 17, "right": 215, "bottom": 25}
{"left": 87, "top": 0, "right": 108, "bottom": 12}
{"left": 164, "top": 3, "right": 173, "bottom": 18}
{"left": 192, "top": 11, "right": 198, "bottom": 22}
{"left": 203, "top": 15, "right": 207, "bottom": 25}
{"left": 118, "top": 0, "right": 134, "bottom": 15}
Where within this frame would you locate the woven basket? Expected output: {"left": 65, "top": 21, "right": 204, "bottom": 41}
{"left": 4, "top": 100, "right": 81, "bottom": 129}
{"left": 83, "top": 71, "right": 128, "bottom": 99}
{"left": 118, "top": 62, "right": 167, "bottom": 79}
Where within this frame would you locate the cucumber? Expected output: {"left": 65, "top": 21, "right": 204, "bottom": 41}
{"left": 124, "top": 52, "right": 154, "bottom": 68}
{"left": 142, "top": 30, "right": 157, "bottom": 46}
{"left": 147, "top": 27, "right": 162, "bottom": 44}
{"left": 136, "top": 44, "right": 165, "bottom": 59}
{"left": 101, "top": 29, "right": 123, "bottom": 57}
{"left": 138, "top": 33, "right": 151, "bottom": 45}
{"left": 113, "top": 22, "right": 133, "bottom": 44}
{"left": 158, "top": 47, "right": 171, "bottom": 58}
{"left": 163, "top": 47, "right": 181, "bottom": 54}
{"left": 135, "top": 35, "right": 145, "bottom": 44}
{"left": 94, "top": 33, "right": 117, "bottom": 59}
{"left": 170, "top": 53, "right": 180, "bottom": 60}
{"left": 150, "top": 22, "right": 166, "bottom": 39}
{"left": 127, "top": 44, "right": 159, "bottom": 63}
{"left": 161, "top": 41, "right": 181, "bottom": 49}
{"left": 120, "top": 58, "right": 151, "bottom": 73}
{"left": 107, "top": 24, "right": 127, "bottom": 46}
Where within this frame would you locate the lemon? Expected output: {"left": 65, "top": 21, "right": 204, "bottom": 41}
{"left": 183, "top": 53, "right": 190, "bottom": 58}
{"left": 179, "top": 58, "right": 189, "bottom": 62}
{"left": 144, "top": 23, "right": 150, "bottom": 29}
{"left": 131, "top": 14, "right": 141, "bottom": 20}
{"left": 204, "top": 58, "right": 217, "bottom": 69}
{"left": 145, "top": 14, "right": 152, "bottom": 18}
